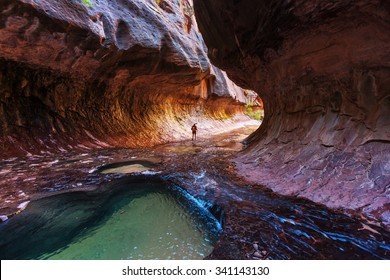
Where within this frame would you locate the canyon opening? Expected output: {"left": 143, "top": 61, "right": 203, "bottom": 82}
{"left": 0, "top": 0, "right": 389, "bottom": 260}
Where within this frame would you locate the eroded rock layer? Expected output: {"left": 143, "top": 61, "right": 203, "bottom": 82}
{"left": 194, "top": 0, "right": 390, "bottom": 227}
{"left": 0, "top": 0, "right": 246, "bottom": 158}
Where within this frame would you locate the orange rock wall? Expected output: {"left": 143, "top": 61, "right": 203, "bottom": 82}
{"left": 0, "top": 0, "right": 247, "bottom": 157}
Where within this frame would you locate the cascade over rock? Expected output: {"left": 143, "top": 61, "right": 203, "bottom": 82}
{"left": 194, "top": 0, "right": 390, "bottom": 227}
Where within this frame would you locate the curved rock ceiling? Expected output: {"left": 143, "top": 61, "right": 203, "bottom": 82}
{"left": 0, "top": 0, "right": 246, "bottom": 157}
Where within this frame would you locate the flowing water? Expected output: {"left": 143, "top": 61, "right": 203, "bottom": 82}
{"left": 0, "top": 122, "right": 389, "bottom": 259}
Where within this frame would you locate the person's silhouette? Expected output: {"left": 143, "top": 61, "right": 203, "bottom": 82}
{"left": 191, "top": 124, "right": 197, "bottom": 141}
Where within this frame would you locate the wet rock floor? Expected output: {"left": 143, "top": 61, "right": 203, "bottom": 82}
{"left": 0, "top": 121, "right": 389, "bottom": 259}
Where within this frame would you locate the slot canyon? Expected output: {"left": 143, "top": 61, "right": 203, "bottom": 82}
{"left": 0, "top": 0, "right": 389, "bottom": 260}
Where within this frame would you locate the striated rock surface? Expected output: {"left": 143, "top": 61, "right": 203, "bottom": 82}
{"left": 0, "top": 0, "right": 247, "bottom": 158}
{"left": 194, "top": 0, "right": 390, "bottom": 227}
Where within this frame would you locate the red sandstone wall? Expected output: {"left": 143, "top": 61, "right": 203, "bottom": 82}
{"left": 0, "top": 0, "right": 247, "bottom": 157}
{"left": 194, "top": 0, "right": 390, "bottom": 228}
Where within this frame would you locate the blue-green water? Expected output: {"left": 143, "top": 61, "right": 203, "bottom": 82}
{"left": 0, "top": 177, "right": 221, "bottom": 260}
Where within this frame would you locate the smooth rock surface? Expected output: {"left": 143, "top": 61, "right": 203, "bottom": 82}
{"left": 0, "top": 0, "right": 248, "bottom": 157}
{"left": 194, "top": 0, "right": 390, "bottom": 228}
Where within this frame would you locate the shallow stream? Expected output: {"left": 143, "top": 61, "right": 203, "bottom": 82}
{"left": 0, "top": 123, "right": 389, "bottom": 259}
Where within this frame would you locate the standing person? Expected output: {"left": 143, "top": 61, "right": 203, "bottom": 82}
{"left": 191, "top": 123, "right": 197, "bottom": 141}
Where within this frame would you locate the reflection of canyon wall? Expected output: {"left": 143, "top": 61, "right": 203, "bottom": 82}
{"left": 194, "top": 0, "right": 390, "bottom": 227}
{"left": 0, "top": 0, "right": 246, "bottom": 158}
